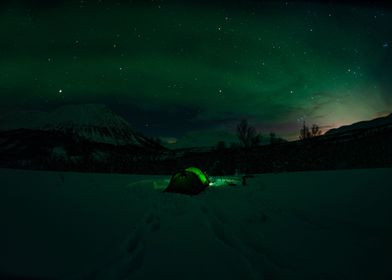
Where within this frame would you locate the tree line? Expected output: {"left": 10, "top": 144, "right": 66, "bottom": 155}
{"left": 216, "top": 119, "right": 322, "bottom": 150}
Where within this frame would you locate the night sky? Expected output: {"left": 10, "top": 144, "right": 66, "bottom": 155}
{"left": 1, "top": 0, "right": 392, "bottom": 148}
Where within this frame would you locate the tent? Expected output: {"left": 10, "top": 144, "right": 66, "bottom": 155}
{"left": 164, "top": 166, "right": 210, "bottom": 195}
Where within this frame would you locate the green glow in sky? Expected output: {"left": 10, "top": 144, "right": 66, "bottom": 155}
{"left": 0, "top": 1, "right": 391, "bottom": 146}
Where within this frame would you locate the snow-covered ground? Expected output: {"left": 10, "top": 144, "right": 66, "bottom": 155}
{"left": 0, "top": 168, "right": 391, "bottom": 280}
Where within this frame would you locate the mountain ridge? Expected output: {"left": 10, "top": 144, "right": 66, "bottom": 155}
{"left": 0, "top": 103, "right": 157, "bottom": 147}
{"left": 325, "top": 113, "right": 392, "bottom": 136}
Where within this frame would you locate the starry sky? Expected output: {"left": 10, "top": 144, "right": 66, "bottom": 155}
{"left": 1, "top": 0, "right": 391, "bottom": 148}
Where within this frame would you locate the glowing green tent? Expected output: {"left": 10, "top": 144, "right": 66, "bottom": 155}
{"left": 164, "top": 166, "right": 210, "bottom": 195}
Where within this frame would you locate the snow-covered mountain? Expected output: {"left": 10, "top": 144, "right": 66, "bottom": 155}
{"left": 325, "top": 113, "right": 392, "bottom": 136}
{"left": 0, "top": 104, "right": 158, "bottom": 147}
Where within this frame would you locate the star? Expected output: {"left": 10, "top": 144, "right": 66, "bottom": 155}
{"left": 58, "top": 89, "right": 63, "bottom": 94}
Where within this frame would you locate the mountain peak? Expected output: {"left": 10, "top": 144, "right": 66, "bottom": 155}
{"left": 0, "top": 104, "right": 146, "bottom": 146}
{"left": 41, "top": 103, "right": 132, "bottom": 131}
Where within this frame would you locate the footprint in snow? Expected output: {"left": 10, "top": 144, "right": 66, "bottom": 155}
{"left": 143, "top": 212, "right": 161, "bottom": 233}
{"left": 85, "top": 211, "right": 161, "bottom": 280}
{"left": 201, "top": 205, "right": 284, "bottom": 280}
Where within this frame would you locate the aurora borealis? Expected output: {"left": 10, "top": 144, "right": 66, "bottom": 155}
{"left": 1, "top": 0, "right": 391, "bottom": 148}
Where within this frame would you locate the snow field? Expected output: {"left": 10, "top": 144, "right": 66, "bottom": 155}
{"left": 0, "top": 168, "right": 391, "bottom": 280}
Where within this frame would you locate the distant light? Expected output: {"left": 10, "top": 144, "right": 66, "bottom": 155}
{"left": 382, "top": 42, "right": 389, "bottom": 48}
{"left": 58, "top": 89, "right": 63, "bottom": 93}
{"left": 165, "top": 138, "right": 177, "bottom": 144}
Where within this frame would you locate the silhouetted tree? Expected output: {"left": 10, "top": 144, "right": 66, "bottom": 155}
{"left": 237, "top": 119, "right": 261, "bottom": 148}
{"left": 216, "top": 140, "right": 226, "bottom": 150}
{"left": 270, "top": 132, "right": 276, "bottom": 144}
{"left": 300, "top": 122, "right": 321, "bottom": 140}
{"left": 311, "top": 124, "right": 321, "bottom": 137}
{"left": 299, "top": 121, "right": 311, "bottom": 140}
